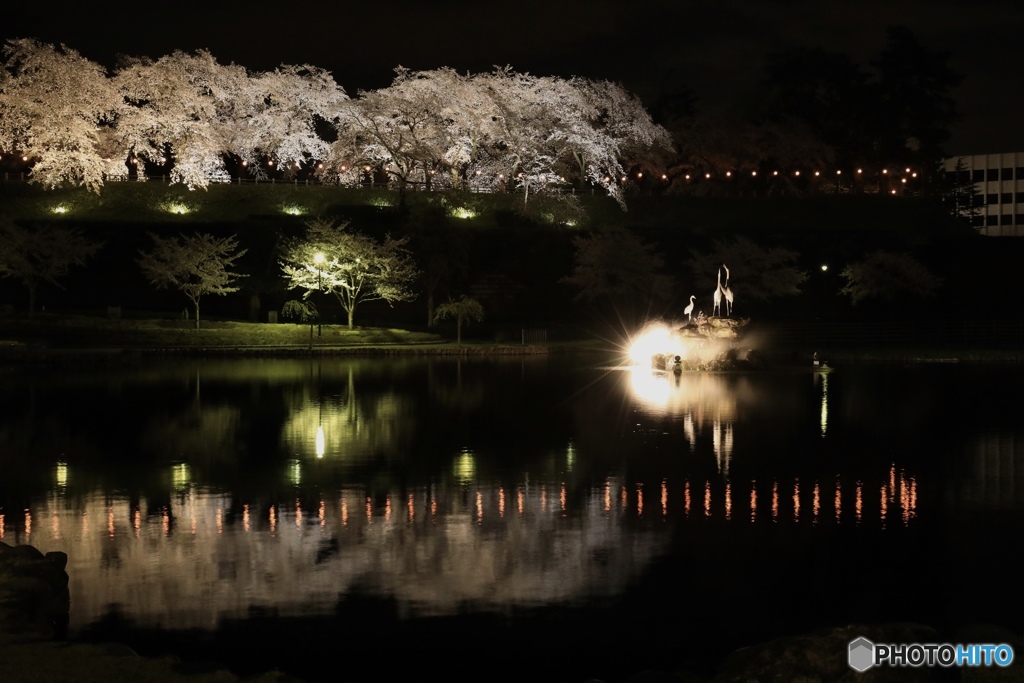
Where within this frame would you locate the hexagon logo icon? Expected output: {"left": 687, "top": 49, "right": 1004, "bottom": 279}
{"left": 848, "top": 637, "right": 875, "bottom": 672}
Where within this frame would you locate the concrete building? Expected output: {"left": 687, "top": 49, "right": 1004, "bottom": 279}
{"left": 943, "top": 152, "right": 1024, "bottom": 236}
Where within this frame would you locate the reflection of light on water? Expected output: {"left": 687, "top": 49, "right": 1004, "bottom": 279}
{"left": 453, "top": 450, "right": 476, "bottom": 484}
{"left": 713, "top": 420, "right": 733, "bottom": 476}
{"left": 835, "top": 476, "right": 842, "bottom": 524}
{"left": 684, "top": 414, "right": 695, "bottom": 452}
{"left": 880, "top": 484, "right": 888, "bottom": 528}
{"left": 287, "top": 460, "right": 301, "bottom": 486}
{"left": 856, "top": 482, "right": 863, "bottom": 525}
{"left": 566, "top": 441, "right": 575, "bottom": 472}
{"left": 813, "top": 482, "right": 820, "bottom": 523}
{"left": 0, "top": 513, "right": 5, "bottom": 540}
{"left": 172, "top": 463, "right": 191, "bottom": 491}
{"left": 11, "top": 469, "right": 933, "bottom": 632}
{"left": 56, "top": 461, "right": 68, "bottom": 490}
{"left": 315, "top": 426, "right": 325, "bottom": 458}
{"left": 750, "top": 481, "right": 757, "bottom": 522}
{"left": 772, "top": 481, "right": 779, "bottom": 522}
{"left": 819, "top": 372, "right": 829, "bottom": 437}
{"left": 630, "top": 369, "right": 671, "bottom": 407}
{"left": 793, "top": 480, "right": 801, "bottom": 522}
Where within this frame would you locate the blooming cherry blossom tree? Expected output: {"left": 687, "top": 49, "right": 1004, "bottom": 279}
{"left": 0, "top": 39, "right": 123, "bottom": 192}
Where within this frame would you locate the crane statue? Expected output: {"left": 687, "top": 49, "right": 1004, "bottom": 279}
{"left": 712, "top": 267, "right": 723, "bottom": 317}
{"left": 684, "top": 294, "right": 696, "bottom": 321}
{"left": 722, "top": 263, "right": 734, "bottom": 317}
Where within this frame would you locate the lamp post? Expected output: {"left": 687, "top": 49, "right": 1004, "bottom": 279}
{"left": 314, "top": 252, "right": 325, "bottom": 338}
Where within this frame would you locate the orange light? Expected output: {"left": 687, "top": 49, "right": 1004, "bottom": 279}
{"left": 661, "top": 174, "right": 667, "bottom": 180}
{"left": 882, "top": 169, "right": 888, "bottom": 174}
{"left": 857, "top": 168, "right": 863, "bottom": 174}
{"left": 751, "top": 171, "right": 757, "bottom": 176}
{"left": 637, "top": 172, "right": 643, "bottom": 178}
{"left": 725, "top": 171, "right": 731, "bottom": 177}
{"left": 705, "top": 173, "right": 710, "bottom": 179}
{"left": 795, "top": 170, "right": 801, "bottom": 176}
{"left": 773, "top": 170, "right": 779, "bottom": 176}
{"left": 814, "top": 171, "right": 820, "bottom": 176}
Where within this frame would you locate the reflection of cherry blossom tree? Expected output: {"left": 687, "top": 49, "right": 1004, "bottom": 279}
{"left": 0, "top": 39, "right": 123, "bottom": 192}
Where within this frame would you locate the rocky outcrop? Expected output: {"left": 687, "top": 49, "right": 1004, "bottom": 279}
{"left": 0, "top": 542, "right": 70, "bottom": 640}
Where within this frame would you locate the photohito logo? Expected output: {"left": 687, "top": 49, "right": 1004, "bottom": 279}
{"left": 848, "top": 637, "right": 1014, "bottom": 671}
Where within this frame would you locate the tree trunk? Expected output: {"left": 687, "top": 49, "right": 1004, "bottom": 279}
{"left": 194, "top": 301, "right": 200, "bottom": 331}
{"left": 347, "top": 307, "right": 354, "bottom": 330}
{"left": 456, "top": 319, "right": 462, "bottom": 345}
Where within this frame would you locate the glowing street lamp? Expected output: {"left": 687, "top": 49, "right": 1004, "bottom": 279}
{"left": 314, "top": 252, "right": 325, "bottom": 338}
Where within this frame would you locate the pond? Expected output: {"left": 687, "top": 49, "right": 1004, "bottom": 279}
{"left": 1, "top": 355, "right": 1022, "bottom": 682}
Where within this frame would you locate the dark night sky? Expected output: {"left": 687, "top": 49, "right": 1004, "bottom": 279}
{"left": 4, "top": 0, "right": 1022, "bottom": 155}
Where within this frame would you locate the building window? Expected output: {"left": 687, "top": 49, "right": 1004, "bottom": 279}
{"left": 1016, "top": 167, "right": 1024, "bottom": 179}
{"left": 974, "top": 193, "right": 984, "bottom": 206}
{"left": 973, "top": 216, "right": 985, "bottom": 227}
{"left": 1001, "top": 214, "right": 1014, "bottom": 225}
{"left": 987, "top": 215, "right": 998, "bottom": 226}
{"left": 987, "top": 193, "right": 998, "bottom": 204}
{"left": 973, "top": 169, "right": 986, "bottom": 182}
{"left": 1002, "top": 167, "right": 1013, "bottom": 180}
{"left": 1017, "top": 192, "right": 1024, "bottom": 203}
{"left": 1002, "top": 193, "right": 1013, "bottom": 204}
{"left": 987, "top": 169, "right": 1000, "bottom": 181}
{"left": 1017, "top": 214, "right": 1024, "bottom": 225}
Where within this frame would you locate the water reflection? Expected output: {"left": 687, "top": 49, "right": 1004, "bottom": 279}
{"left": 0, "top": 358, "right": 1020, "bottom": 669}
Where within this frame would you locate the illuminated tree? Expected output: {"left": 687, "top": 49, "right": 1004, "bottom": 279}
{"left": 0, "top": 219, "right": 102, "bottom": 317}
{"left": 280, "top": 217, "right": 418, "bottom": 329}
{"left": 0, "top": 39, "right": 123, "bottom": 192}
{"left": 114, "top": 50, "right": 249, "bottom": 189}
{"left": 114, "top": 51, "right": 347, "bottom": 189}
{"left": 137, "top": 232, "right": 248, "bottom": 330}
{"left": 434, "top": 295, "right": 484, "bottom": 344}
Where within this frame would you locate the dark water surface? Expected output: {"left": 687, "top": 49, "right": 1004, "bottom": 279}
{"left": 1, "top": 355, "right": 1022, "bottom": 682}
